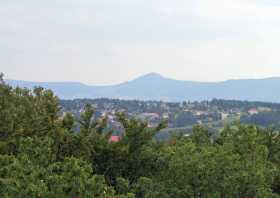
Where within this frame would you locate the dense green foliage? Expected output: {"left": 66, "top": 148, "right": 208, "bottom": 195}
{"left": 0, "top": 77, "right": 279, "bottom": 197}
{"left": 210, "top": 99, "right": 280, "bottom": 111}
{"left": 241, "top": 111, "right": 280, "bottom": 127}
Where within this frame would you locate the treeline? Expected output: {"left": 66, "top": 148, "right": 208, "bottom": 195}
{"left": 241, "top": 111, "right": 280, "bottom": 128}
{"left": 211, "top": 99, "right": 280, "bottom": 111}
{"left": 61, "top": 98, "right": 280, "bottom": 115}
{"left": 0, "top": 76, "right": 279, "bottom": 197}
{"left": 60, "top": 98, "right": 181, "bottom": 114}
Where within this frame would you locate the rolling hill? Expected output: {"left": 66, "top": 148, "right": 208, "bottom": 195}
{"left": 6, "top": 73, "right": 280, "bottom": 102}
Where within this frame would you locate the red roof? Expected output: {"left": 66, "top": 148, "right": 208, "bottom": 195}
{"left": 109, "top": 136, "right": 120, "bottom": 143}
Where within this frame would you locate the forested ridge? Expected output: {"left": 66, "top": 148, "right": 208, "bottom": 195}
{"left": 0, "top": 75, "right": 279, "bottom": 198}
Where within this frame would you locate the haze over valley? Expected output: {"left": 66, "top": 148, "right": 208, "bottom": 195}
{"left": 1, "top": 0, "right": 280, "bottom": 197}
{"left": 7, "top": 73, "right": 280, "bottom": 102}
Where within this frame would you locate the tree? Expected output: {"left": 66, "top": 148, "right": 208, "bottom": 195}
{"left": 0, "top": 82, "right": 279, "bottom": 197}
{"left": 0, "top": 73, "right": 4, "bottom": 84}
{"left": 116, "top": 113, "right": 167, "bottom": 183}
{"left": 191, "top": 125, "right": 211, "bottom": 147}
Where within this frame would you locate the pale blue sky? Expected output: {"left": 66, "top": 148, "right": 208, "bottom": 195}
{"left": 1, "top": 0, "right": 280, "bottom": 85}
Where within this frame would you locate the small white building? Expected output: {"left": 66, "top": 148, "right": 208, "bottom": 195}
{"left": 248, "top": 108, "right": 258, "bottom": 115}
{"left": 221, "top": 112, "right": 229, "bottom": 121}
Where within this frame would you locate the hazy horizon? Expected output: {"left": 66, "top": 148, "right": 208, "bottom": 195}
{"left": 2, "top": 0, "right": 280, "bottom": 85}
{"left": 6, "top": 72, "right": 280, "bottom": 87}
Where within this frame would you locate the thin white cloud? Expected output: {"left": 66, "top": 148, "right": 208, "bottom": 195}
{"left": 1, "top": 0, "right": 280, "bottom": 84}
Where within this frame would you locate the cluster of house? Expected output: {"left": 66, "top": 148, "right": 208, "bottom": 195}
{"left": 96, "top": 105, "right": 273, "bottom": 143}
{"left": 247, "top": 107, "right": 272, "bottom": 115}
{"left": 61, "top": 101, "right": 275, "bottom": 143}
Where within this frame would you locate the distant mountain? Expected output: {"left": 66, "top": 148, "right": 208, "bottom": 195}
{"left": 6, "top": 73, "right": 280, "bottom": 102}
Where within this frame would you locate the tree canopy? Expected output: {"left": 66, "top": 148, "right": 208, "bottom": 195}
{"left": 0, "top": 80, "right": 279, "bottom": 197}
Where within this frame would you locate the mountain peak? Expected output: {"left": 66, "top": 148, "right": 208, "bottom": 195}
{"left": 7, "top": 75, "right": 280, "bottom": 102}
{"left": 144, "top": 72, "right": 163, "bottom": 77}
{"left": 136, "top": 73, "right": 165, "bottom": 81}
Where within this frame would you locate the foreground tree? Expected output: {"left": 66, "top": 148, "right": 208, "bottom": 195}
{"left": 0, "top": 78, "right": 279, "bottom": 197}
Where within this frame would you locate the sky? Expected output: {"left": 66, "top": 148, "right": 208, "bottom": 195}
{"left": 1, "top": 0, "right": 280, "bottom": 85}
